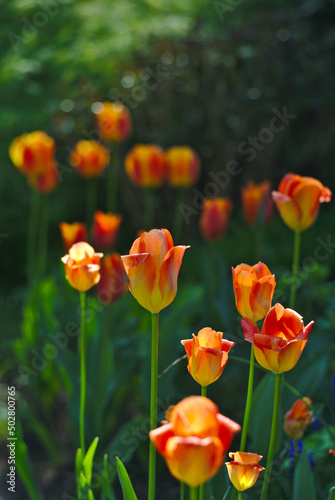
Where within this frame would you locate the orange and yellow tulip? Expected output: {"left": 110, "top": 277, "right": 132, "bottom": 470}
{"left": 59, "top": 222, "right": 87, "bottom": 252}
{"left": 95, "top": 101, "right": 132, "bottom": 142}
{"left": 226, "top": 451, "right": 265, "bottom": 491}
{"left": 61, "top": 242, "right": 103, "bottom": 292}
{"left": 165, "top": 146, "right": 200, "bottom": 187}
{"left": 91, "top": 211, "right": 122, "bottom": 250}
{"left": 199, "top": 198, "right": 232, "bottom": 241}
{"left": 9, "top": 131, "right": 55, "bottom": 177}
{"left": 28, "top": 162, "right": 59, "bottom": 194}
{"left": 232, "top": 262, "right": 276, "bottom": 323}
{"left": 241, "top": 180, "right": 271, "bottom": 227}
{"left": 96, "top": 253, "right": 128, "bottom": 305}
{"left": 149, "top": 396, "right": 241, "bottom": 487}
{"left": 272, "top": 173, "right": 331, "bottom": 232}
{"left": 124, "top": 144, "right": 165, "bottom": 187}
{"left": 181, "top": 328, "right": 235, "bottom": 387}
{"left": 121, "top": 229, "right": 189, "bottom": 313}
{"left": 70, "top": 140, "right": 110, "bottom": 178}
{"left": 283, "top": 398, "right": 313, "bottom": 439}
{"left": 241, "top": 303, "right": 313, "bottom": 373}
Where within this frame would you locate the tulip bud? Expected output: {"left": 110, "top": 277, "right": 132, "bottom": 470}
{"left": 59, "top": 222, "right": 87, "bottom": 252}
{"left": 91, "top": 211, "right": 122, "bottom": 251}
{"left": 61, "top": 242, "right": 103, "bottom": 292}
{"left": 284, "top": 398, "right": 313, "bottom": 439}
{"left": 226, "top": 451, "right": 265, "bottom": 491}
{"left": 70, "top": 140, "right": 110, "bottom": 178}
{"left": 165, "top": 146, "right": 200, "bottom": 187}
{"left": 96, "top": 253, "right": 128, "bottom": 305}
{"left": 94, "top": 101, "right": 132, "bottom": 142}
{"left": 241, "top": 180, "right": 271, "bottom": 227}
{"left": 199, "top": 198, "right": 232, "bottom": 241}
{"left": 124, "top": 144, "right": 165, "bottom": 187}
{"left": 9, "top": 131, "right": 55, "bottom": 176}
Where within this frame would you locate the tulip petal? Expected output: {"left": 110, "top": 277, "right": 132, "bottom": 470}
{"left": 149, "top": 423, "right": 175, "bottom": 454}
{"left": 158, "top": 245, "right": 189, "bottom": 310}
{"left": 121, "top": 253, "right": 149, "bottom": 268}
{"left": 241, "top": 318, "right": 260, "bottom": 343}
{"left": 217, "top": 414, "right": 241, "bottom": 452}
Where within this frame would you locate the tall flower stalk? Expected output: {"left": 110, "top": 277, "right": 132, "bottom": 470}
{"left": 148, "top": 312, "right": 159, "bottom": 500}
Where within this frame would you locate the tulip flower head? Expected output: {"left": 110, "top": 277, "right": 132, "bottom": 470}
{"left": 92, "top": 211, "right": 122, "bottom": 250}
{"left": 232, "top": 262, "right": 276, "bottom": 323}
{"left": 165, "top": 146, "right": 200, "bottom": 187}
{"left": 59, "top": 222, "right": 87, "bottom": 252}
{"left": 330, "top": 449, "right": 335, "bottom": 456}
{"left": 121, "top": 229, "right": 189, "bottom": 313}
{"left": 149, "top": 396, "right": 241, "bottom": 487}
{"left": 272, "top": 173, "right": 331, "bottom": 232}
{"left": 181, "top": 328, "right": 235, "bottom": 387}
{"left": 70, "top": 140, "right": 110, "bottom": 178}
{"left": 96, "top": 253, "right": 128, "bottom": 305}
{"left": 124, "top": 144, "right": 165, "bottom": 187}
{"left": 200, "top": 198, "right": 233, "bottom": 241}
{"left": 28, "top": 162, "right": 59, "bottom": 194}
{"left": 226, "top": 452, "right": 265, "bottom": 491}
{"left": 61, "top": 242, "right": 103, "bottom": 292}
{"left": 241, "top": 303, "right": 313, "bottom": 373}
{"left": 9, "top": 131, "right": 55, "bottom": 176}
{"left": 284, "top": 398, "right": 314, "bottom": 439}
{"left": 94, "top": 101, "right": 132, "bottom": 142}
{"left": 241, "top": 180, "right": 271, "bottom": 227}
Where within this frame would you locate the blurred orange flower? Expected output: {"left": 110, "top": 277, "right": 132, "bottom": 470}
{"left": 199, "top": 198, "right": 232, "bottom": 241}
{"left": 61, "top": 242, "right": 103, "bottom": 292}
{"left": 124, "top": 144, "right": 165, "bottom": 187}
{"left": 59, "top": 222, "right": 87, "bottom": 252}
{"left": 9, "top": 131, "right": 55, "bottom": 176}
{"left": 92, "top": 211, "right": 122, "bottom": 250}
{"left": 232, "top": 262, "right": 275, "bottom": 323}
{"left": 330, "top": 449, "right": 335, "bottom": 456}
{"left": 241, "top": 303, "right": 313, "bottom": 373}
{"left": 165, "top": 146, "right": 200, "bottom": 187}
{"left": 149, "top": 396, "right": 241, "bottom": 487}
{"left": 28, "top": 162, "right": 59, "bottom": 194}
{"left": 95, "top": 101, "right": 132, "bottom": 142}
{"left": 70, "top": 140, "right": 110, "bottom": 178}
{"left": 241, "top": 180, "right": 271, "bottom": 227}
{"left": 181, "top": 328, "right": 235, "bottom": 387}
{"left": 226, "top": 451, "right": 265, "bottom": 491}
{"left": 96, "top": 253, "right": 128, "bottom": 305}
{"left": 272, "top": 173, "right": 331, "bottom": 232}
{"left": 121, "top": 229, "right": 189, "bottom": 313}
{"left": 284, "top": 398, "right": 313, "bottom": 439}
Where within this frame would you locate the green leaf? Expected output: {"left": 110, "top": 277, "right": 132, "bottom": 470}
{"left": 88, "top": 489, "right": 95, "bottom": 500}
{"left": 15, "top": 421, "right": 44, "bottom": 500}
{"left": 222, "top": 487, "right": 231, "bottom": 500}
{"left": 116, "top": 457, "right": 138, "bottom": 500}
{"left": 293, "top": 449, "right": 317, "bottom": 500}
{"left": 328, "top": 487, "right": 335, "bottom": 500}
{"left": 76, "top": 448, "right": 84, "bottom": 481}
{"left": 83, "top": 437, "right": 99, "bottom": 486}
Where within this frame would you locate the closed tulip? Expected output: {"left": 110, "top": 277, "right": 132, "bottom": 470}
{"left": 232, "top": 262, "right": 275, "bottom": 323}
{"left": 121, "top": 229, "right": 189, "bottom": 313}
{"left": 9, "top": 131, "right": 55, "bottom": 177}
{"left": 165, "top": 146, "right": 200, "bottom": 187}
{"left": 284, "top": 398, "right": 313, "bottom": 439}
{"left": 181, "top": 328, "right": 235, "bottom": 387}
{"left": 149, "top": 396, "right": 241, "bottom": 487}
{"left": 241, "top": 303, "right": 313, "bottom": 374}
{"left": 96, "top": 253, "right": 128, "bottom": 305}
{"left": 241, "top": 180, "right": 271, "bottom": 227}
{"left": 95, "top": 101, "right": 132, "bottom": 142}
{"left": 92, "top": 211, "right": 122, "bottom": 250}
{"left": 226, "top": 451, "right": 265, "bottom": 491}
{"left": 28, "top": 162, "right": 59, "bottom": 194}
{"left": 124, "top": 144, "right": 165, "bottom": 187}
{"left": 61, "top": 242, "right": 103, "bottom": 292}
{"left": 59, "top": 222, "right": 87, "bottom": 252}
{"left": 272, "top": 173, "right": 331, "bottom": 232}
{"left": 200, "top": 198, "right": 232, "bottom": 241}
{"left": 70, "top": 140, "right": 110, "bottom": 177}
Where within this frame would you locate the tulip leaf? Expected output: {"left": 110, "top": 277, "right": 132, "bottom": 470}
{"left": 75, "top": 448, "right": 84, "bottom": 481}
{"left": 293, "top": 449, "right": 317, "bottom": 500}
{"left": 116, "top": 457, "right": 138, "bottom": 500}
{"left": 83, "top": 437, "right": 99, "bottom": 486}
{"left": 221, "top": 486, "right": 232, "bottom": 499}
{"left": 328, "top": 487, "right": 335, "bottom": 500}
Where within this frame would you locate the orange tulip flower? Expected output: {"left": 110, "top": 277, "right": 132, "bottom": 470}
{"left": 59, "top": 222, "right": 87, "bottom": 252}
{"left": 200, "top": 198, "right": 232, "bottom": 241}
{"left": 241, "top": 180, "right": 271, "bottom": 227}
{"left": 283, "top": 398, "right": 313, "bottom": 439}
{"left": 121, "top": 229, "right": 189, "bottom": 313}
{"left": 9, "top": 131, "right": 55, "bottom": 176}
{"left": 61, "top": 242, "right": 103, "bottom": 292}
{"left": 232, "top": 262, "right": 276, "bottom": 323}
{"left": 165, "top": 146, "right": 200, "bottom": 187}
{"left": 149, "top": 396, "right": 241, "bottom": 487}
{"left": 330, "top": 449, "right": 335, "bottom": 456}
{"left": 96, "top": 253, "right": 128, "bottom": 305}
{"left": 225, "top": 451, "right": 265, "bottom": 491}
{"left": 91, "top": 211, "right": 122, "bottom": 250}
{"left": 95, "top": 101, "right": 132, "bottom": 142}
{"left": 241, "top": 303, "right": 313, "bottom": 374}
{"left": 28, "top": 162, "right": 59, "bottom": 194}
{"left": 124, "top": 144, "right": 165, "bottom": 187}
{"left": 181, "top": 328, "right": 235, "bottom": 387}
{"left": 70, "top": 140, "right": 110, "bottom": 178}
{"left": 272, "top": 173, "right": 332, "bottom": 232}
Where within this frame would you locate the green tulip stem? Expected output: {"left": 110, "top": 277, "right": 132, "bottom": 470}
{"left": 190, "top": 486, "right": 198, "bottom": 500}
{"left": 27, "top": 189, "right": 40, "bottom": 283}
{"left": 239, "top": 346, "right": 255, "bottom": 451}
{"left": 148, "top": 312, "right": 159, "bottom": 500}
{"left": 79, "top": 291, "right": 86, "bottom": 455}
{"left": 290, "top": 231, "right": 301, "bottom": 309}
{"left": 260, "top": 373, "right": 282, "bottom": 500}
{"left": 39, "top": 194, "right": 48, "bottom": 278}
{"left": 201, "top": 386, "right": 207, "bottom": 397}
{"left": 238, "top": 491, "right": 243, "bottom": 500}
{"left": 180, "top": 482, "right": 185, "bottom": 500}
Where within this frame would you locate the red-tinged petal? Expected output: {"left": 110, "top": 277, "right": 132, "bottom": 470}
{"left": 181, "top": 339, "right": 193, "bottom": 359}
{"left": 157, "top": 245, "right": 189, "bottom": 310}
{"left": 320, "top": 186, "right": 332, "bottom": 203}
{"left": 221, "top": 339, "right": 236, "bottom": 353}
{"left": 195, "top": 348, "right": 228, "bottom": 386}
{"left": 253, "top": 333, "right": 288, "bottom": 351}
{"left": 121, "top": 253, "right": 149, "bottom": 269}
{"left": 149, "top": 423, "right": 175, "bottom": 454}
{"left": 272, "top": 191, "right": 291, "bottom": 204}
{"left": 241, "top": 318, "right": 260, "bottom": 343}
{"left": 217, "top": 414, "right": 241, "bottom": 453}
